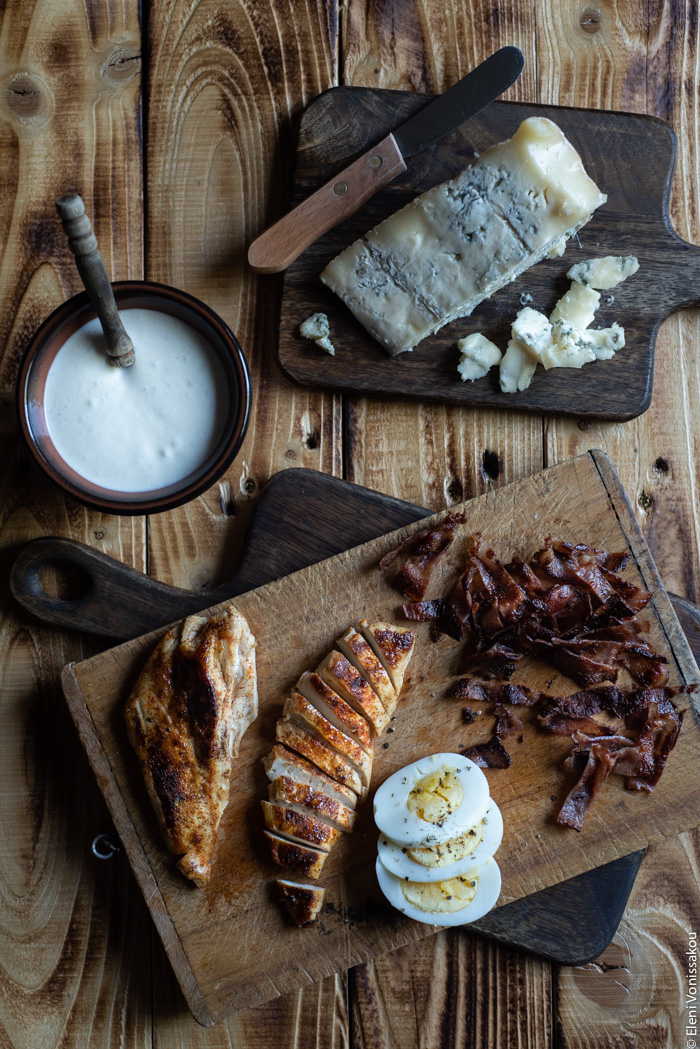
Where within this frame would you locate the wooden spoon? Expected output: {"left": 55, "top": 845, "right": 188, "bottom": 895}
{"left": 55, "top": 192, "right": 135, "bottom": 367}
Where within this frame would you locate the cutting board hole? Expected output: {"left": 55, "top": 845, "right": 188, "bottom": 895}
{"left": 39, "top": 561, "right": 92, "bottom": 602}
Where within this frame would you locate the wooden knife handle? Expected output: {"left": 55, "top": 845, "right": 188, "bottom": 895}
{"left": 247, "top": 133, "right": 407, "bottom": 274}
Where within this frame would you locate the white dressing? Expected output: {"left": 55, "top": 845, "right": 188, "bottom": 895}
{"left": 43, "top": 308, "right": 229, "bottom": 493}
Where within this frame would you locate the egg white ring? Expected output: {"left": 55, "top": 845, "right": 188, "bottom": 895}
{"left": 377, "top": 801, "right": 503, "bottom": 883}
{"left": 375, "top": 855, "right": 502, "bottom": 927}
{"left": 373, "top": 752, "right": 490, "bottom": 847}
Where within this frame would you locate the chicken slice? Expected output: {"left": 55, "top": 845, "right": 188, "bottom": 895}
{"left": 284, "top": 693, "right": 373, "bottom": 788}
{"left": 277, "top": 879, "right": 325, "bottom": 926}
{"left": 337, "top": 628, "right": 396, "bottom": 714}
{"left": 269, "top": 775, "right": 357, "bottom": 832}
{"left": 297, "top": 670, "right": 374, "bottom": 754}
{"left": 358, "top": 620, "right": 415, "bottom": 695}
{"left": 260, "top": 801, "right": 341, "bottom": 852}
{"left": 317, "top": 651, "right": 390, "bottom": 735}
{"left": 276, "top": 718, "right": 363, "bottom": 795}
{"left": 264, "top": 830, "right": 327, "bottom": 879}
{"left": 124, "top": 605, "right": 257, "bottom": 887}
{"left": 263, "top": 745, "right": 357, "bottom": 809}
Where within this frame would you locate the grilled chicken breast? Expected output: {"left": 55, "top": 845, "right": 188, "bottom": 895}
{"left": 317, "top": 651, "right": 390, "bottom": 735}
{"left": 269, "top": 775, "right": 357, "bottom": 832}
{"left": 277, "top": 879, "right": 325, "bottom": 926}
{"left": 124, "top": 605, "right": 257, "bottom": 887}
{"left": 276, "top": 718, "right": 363, "bottom": 795}
{"left": 336, "top": 628, "right": 396, "bottom": 714}
{"left": 260, "top": 801, "right": 341, "bottom": 852}
{"left": 264, "top": 830, "right": 327, "bottom": 879}
{"left": 297, "top": 671, "right": 374, "bottom": 754}
{"left": 358, "top": 620, "right": 415, "bottom": 695}
{"left": 284, "top": 693, "right": 373, "bottom": 788}
{"left": 263, "top": 745, "right": 357, "bottom": 809}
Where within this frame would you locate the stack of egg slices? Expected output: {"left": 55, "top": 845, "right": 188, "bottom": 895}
{"left": 373, "top": 753, "right": 503, "bottom": 925}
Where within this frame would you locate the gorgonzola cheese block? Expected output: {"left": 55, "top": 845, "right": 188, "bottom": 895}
{"left": 322, "top": 117, "right": 607, "bottom": 356}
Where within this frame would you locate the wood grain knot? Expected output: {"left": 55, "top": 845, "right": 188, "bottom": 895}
{"left": 101, "top": 46, "right": 141, "bottom": 84}
{"left": 572, "top": 942, "right": 632, "bottom": 1008}
{"left": 580, "top": 8, "right": 602, "bottom": 33}
{"left": 4, "top": 72, "right": 50, "bottom": 123}
{"left": 638, "top": 490, "right": 654, "bottom": 512}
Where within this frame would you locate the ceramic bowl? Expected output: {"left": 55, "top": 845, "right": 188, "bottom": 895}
{"left": 17, "top": 281, "right": 251, "bottom": 515}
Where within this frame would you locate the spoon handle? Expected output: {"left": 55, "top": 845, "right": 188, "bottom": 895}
{"left": 55, "top": 193, "right": 135, "bottom": 368}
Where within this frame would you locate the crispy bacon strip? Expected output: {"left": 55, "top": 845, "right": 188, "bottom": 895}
{"left": 556, "top": 742, "right": 619, "bottom": 830}
{"left": 537, "top": 712, "right": 616, "bottom": 736}
{"left": 494, "top": 703, "right": 524, "bottom": 741}
{"left": 379, "top": 512, "right": 465, "bottom": 600}
{"left": 463, "top": 735, "right": 511, "bottom": 769}
{"left": 448, "top": 679, "right": 541, "bottom": 705}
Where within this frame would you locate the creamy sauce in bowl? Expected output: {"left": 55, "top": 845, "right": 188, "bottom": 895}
{"left": 42, "top": 308, "right": 229, "bottom": 493}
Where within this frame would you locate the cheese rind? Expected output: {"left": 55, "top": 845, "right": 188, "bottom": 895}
{"left": 322, "top": 118, "right": 607, "bottom": 356}
{"left": 567, "top": 255, "right": 639, "bottom": 289}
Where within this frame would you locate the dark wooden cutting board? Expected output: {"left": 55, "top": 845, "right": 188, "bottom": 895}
{"left": 52, "top": 453, "right": 700, "bottom": 1024}
{"left": 277, "top": 89, "right": 700, "bottom": 419}
{"left": 11, "top": 462, "right": 700, "bottom": 989}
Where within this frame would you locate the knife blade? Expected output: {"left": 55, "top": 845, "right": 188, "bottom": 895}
{"left": 248, "top": 47, "right": 524, "bottom": 275}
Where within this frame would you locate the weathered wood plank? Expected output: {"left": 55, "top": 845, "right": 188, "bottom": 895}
{"left": 536, "top": 2, "right": 700, "bottom": 1046}
{"left": 144, "top": 0, "right": 347, "bottom": 1041}
{"left": 340, "top": 3, "right": 550, "bottom": 1046}
{"left": 0, "top": 4, "right": 147, "bottom": 1046}
{"left": 144, "top": 0, "right": 342, "bottom": 593}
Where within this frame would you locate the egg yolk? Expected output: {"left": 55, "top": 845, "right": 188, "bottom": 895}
{"left": 407, "top": 822, "right": 484, "bottom": 867}
{"left": 401, "top": 872, "right": 479, "bottom": 913}
{"left": 406, "top": 767, "right": 464, "bottom": 824}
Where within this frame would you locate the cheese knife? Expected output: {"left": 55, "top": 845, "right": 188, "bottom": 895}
{"left": 248, "top": 46, "right": 524, "bottom": 275}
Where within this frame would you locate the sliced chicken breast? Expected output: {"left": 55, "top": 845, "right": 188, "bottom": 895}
{"left": 276, "top": 718, "right": 363, "bottom": 796}
{"left": 264, "top": 830, "right": 327, "bottom": 879}
{"left": 317, "top": 650, "right": 390, "bottom": 735}
{"left": 336, "top": 628, "right": 396, "bottom": 714}
{"left": 261, "top": 801, "right": 340, "bottom": 852}
{"left": 284, "top": 693, "right": 373, "bottom": 788}
{"left": 269, "top": 775, "right": 357, "bottom": 832}
{"left": 297, "top": 671, "right": 374, "bottom": 754}
{"left": 358, "top": 619, "right": 415, "bottom": 695}
{"left": 277, "top": 879, "right": 325, "bottom": 926}
{"left": 263, "top": 745, "right": 357, "bottom": 809}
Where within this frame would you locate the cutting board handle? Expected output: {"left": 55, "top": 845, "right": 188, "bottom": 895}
{"left": 9, "top": 536, "right": 207, "bottom": 638}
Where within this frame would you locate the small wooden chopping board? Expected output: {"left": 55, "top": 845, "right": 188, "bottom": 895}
{"left": 61, "top": 451, "right": 700, "bottom": 1025}
{"left": 277, "top": 89, "right": 700, "bottom": 419}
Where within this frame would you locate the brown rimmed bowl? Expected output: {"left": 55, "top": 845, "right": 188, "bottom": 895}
{"left": 17, "top": 281, "right": 251, "bottom": 516}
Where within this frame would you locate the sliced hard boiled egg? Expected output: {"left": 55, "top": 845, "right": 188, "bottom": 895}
{"left": 375, "top": 855, "right": 502, "bottom": 926}
{"left": 377, "top": 801, "right": 503, "bottom": 883}
{"left": 373, "top": 753, "right": 490, "bottom": 848}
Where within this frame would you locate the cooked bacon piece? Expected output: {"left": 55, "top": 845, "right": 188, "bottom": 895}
{"left": 463, "top": 735, "right": 511, "bottom": 769}
{"left": 448, "top": 679, "right": 541, "bottom": 706}
{"left": 277, "top": 879, "right": 325, "bottom": 927}
{"left": 618, "top": 648, "right": 669, "bottom": 688}
{"left": 474, "top": 549, "right": 529, "bottom": 625}
{"left": 264, "top": 831, "right": 327, "bottom": 880}
{"left": 402, "top": 599, "right": 445, "bottom": 622}
{"left": 616, "top": 700, "right": 684, "bottom": 792}
{"left": 379, "top": 511, "right": 465, "bottom": 600}
{"left": 556, "top": 742, "right": 619, "bottom": 830}
{"left": 493, "top": 704, "right": 524, "bottom": 741}
{"left": 460, "top": 644, "right": 520, "bottom": 680}
{"left": 537, "top": 712, "right": 616, "bottom": 736}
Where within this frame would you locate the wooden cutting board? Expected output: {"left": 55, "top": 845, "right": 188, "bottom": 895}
{"left": 60, "top": 451, "right": 700, "bottom": 1025}
{"left": 277, "top": 89, "right": 700, "bottom": 420}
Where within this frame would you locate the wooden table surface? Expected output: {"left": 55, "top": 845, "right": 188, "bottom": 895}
{"left": 0, "top": 2, "right": 698, "bottom": 1047}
